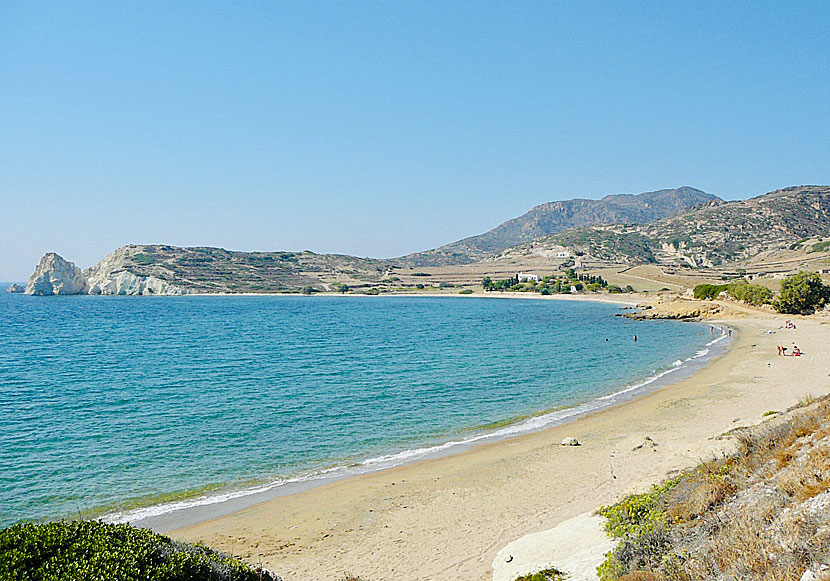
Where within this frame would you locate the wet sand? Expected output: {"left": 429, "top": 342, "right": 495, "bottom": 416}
{"left": 171, "top": 312, "right": 830, "bottom": 580}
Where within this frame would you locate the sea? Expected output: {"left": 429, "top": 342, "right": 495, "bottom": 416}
{"left": 0, "top": 290, "right": 729, "bottom": 530}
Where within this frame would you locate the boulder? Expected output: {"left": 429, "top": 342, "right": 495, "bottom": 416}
{"left": 633, "top": 436, "right": 658, "bottom": 451}
{"left": 25, "top": 253, "right": 88, "bottom": 295}
{"left": 6, "top": 283, "right": 25, "bottom": 293}
{"left": 561, "top": 437, "right": 581, "bottom": 446}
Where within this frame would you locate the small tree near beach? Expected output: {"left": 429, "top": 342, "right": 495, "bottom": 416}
{"left": 774, "top": 271, "right": 830, "bottom": 314}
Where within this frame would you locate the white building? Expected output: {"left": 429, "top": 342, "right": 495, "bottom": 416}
{"left": 517, "top": 272, "right": 540, "bottom": 282}
{"left": 556, "top": 251, "right": 570, "bottom": 258}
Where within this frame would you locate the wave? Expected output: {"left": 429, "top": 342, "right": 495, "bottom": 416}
{"left": 106, "top": 327, "right": 732, "bottom": 527}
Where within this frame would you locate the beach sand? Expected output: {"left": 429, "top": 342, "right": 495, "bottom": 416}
{"left": 170, "top": 311, "right": 830, "bottom": 580}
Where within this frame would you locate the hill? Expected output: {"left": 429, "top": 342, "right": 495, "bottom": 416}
{"left": 25, "top": 245, "right": 395, "bottom": 295}
{"left": 502, "top": 185, "right": 830, "bottom": 267}
{"left": 402, "top": 187, "right": 719, "bottom": 265}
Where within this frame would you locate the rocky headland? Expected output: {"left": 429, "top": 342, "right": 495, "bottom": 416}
{"left": 24, "top": 250, "right": 186, "bottom": 296}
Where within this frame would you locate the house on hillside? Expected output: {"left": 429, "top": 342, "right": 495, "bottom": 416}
{"left": 517, "top": 272, "right": 540, "bottom": 282}
{"left": 556, "top": 251, "right": 570, "bottom": 258}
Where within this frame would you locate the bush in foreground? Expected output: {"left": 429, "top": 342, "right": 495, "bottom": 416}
{"left": 596, "top": 395, "right": 830, "bottom": 580}
{"left": 0, "top": 520, "right": 278, "bottom": 581}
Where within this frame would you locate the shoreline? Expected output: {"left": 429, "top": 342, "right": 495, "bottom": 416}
{"left": 187, "top": 289, "right": 646, "bottom": 307}
{"left": 168, "top": 312, "right": 830, "bottom": 580}
{"left": 119, "top": 320, "right": 727, "bottom": 532}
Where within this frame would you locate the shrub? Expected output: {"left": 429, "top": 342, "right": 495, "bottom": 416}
{"left": 458, "top": 289, "right": 474, "bottom": 294}
{"left": 693, "top": 283, "right": 728, "bottom": 300}
{"left": 599, "top": 478, "right": 681, "bottom": 538}
{"left": 774, "top": 271, "right": 830, "bottom": 314}
{"left": 514, "top": 567, "right": 566, "bottom": 580}
{"left": 725, "top": 281, "right": 773, "bottom": 306}
{"left": 808, "top": 240, "right": 830, "bottom": 253}
{"left": 133, "top": 253, "right": 156, "bottom": 266}
{"left": 0, "top": 520, "right": 276, "bottom": 581}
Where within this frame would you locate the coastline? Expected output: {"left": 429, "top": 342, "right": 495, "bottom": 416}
{"left": 168, "top": 311, "right": 830, "bottom": 580}
{"left": 183, "top": 289, "right": 646, "bottom": 307}
{"left": 119, "top": 317, "right": 726, "bottom": 531}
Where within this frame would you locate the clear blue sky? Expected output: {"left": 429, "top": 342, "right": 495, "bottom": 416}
{"left": 1, "top": 1, "right": 828, "bottom": 280}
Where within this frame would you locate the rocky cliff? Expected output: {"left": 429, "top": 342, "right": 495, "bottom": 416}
{"left": 24, "top": 250, "right": 186, "bottom": 296}
{"left": 84, "top": 246, "right": 185, "bottom": 295}
{"left": 25, "top": 253, "right": 88, "bottom": 295}
{"left": 6, "top": 283, "right": 25, "bottom": 293}
{"left": 23, "top": 244, "right": 390, "bottom": 295}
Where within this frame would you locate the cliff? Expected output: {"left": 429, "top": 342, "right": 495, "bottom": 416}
{"left": 23, "top": 244, "right": 391, "bottom": 295}
{"left": 25, "top": 253, "right": 88, "bottom": 295}
{"left": 24, "top": 249, "right": 186, "bottom": 296}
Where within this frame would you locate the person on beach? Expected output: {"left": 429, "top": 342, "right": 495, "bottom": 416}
{"left": 777, "top": 345, "right": 782, "bottom": 356}
{"left": 782, "top": 346, "right": 788, "bottom": 356}
{"left": 793, "top": 345, "right": 801, "bottom": 356}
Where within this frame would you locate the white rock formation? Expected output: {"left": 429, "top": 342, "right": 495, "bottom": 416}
{"left": 561, "top": 437, "right": 581, "bottom": 446}
{"left": 83, "top": 246, "right": 185, "bottom": 296}
{"left": 492, "top": 512, "right": 616, "bottom": 581}
{"left": 25, "top": 253, "right": 88, "bottom": 295}
{"left": 6, "top": 283, "right": 25, "bottom": 293}
{"left": 25, "top": 248, "right": 185, "bottom": 296}
{"left": 86, "top": 271, "right": 183, "bottom": 296}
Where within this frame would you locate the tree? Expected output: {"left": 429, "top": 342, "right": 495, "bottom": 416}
{"left": 774, "top": 271, "right": 830, "bottom": 314}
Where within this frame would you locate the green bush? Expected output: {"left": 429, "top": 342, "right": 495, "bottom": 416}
{"left": 458, "top": 289, "right": 474, "bottom": 294}
{"left": 774, "top": 271, "right": 830, "bottom": 314}
{"left": 514, "top": 567, "right": 566, "bottom": 581}
{"left": 693, "top": 283, "right": 728, "bottom": 300}
{"left": 724, "top": 281, "right": 773, "bottom": 306}
{"left": 133, "top": 253, "right": 156, "bottom": 266}
{"left": 808, "top": 240, "right": 830, "bottom": 253}
{"left": 0, "top": 520, "right": 276, "bottom": 581}
{"left": 598, "top": 477, "right": 681, "bottom": 539}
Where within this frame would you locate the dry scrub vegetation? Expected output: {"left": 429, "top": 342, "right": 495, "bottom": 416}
{"left": 598, "top": 395, "right": 830, "bottom": 580}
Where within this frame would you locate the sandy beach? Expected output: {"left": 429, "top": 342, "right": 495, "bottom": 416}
{"left": 170, "top": 309, "right": 830, "bottom": 580}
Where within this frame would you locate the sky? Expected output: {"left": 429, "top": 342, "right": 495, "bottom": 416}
{"left": 1, "top": 2, "right": 828, "bottom": 280}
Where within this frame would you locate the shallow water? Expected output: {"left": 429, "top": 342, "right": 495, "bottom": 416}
{"left": 0, "top": 292, "right": 718, "bottom": 527}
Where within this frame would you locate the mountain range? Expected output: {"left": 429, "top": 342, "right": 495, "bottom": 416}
{"left": 402, "top": 187, "right": 719, "bottom": 265}
{"left": 21, "top": 185, "right": 830, "bottom": 295}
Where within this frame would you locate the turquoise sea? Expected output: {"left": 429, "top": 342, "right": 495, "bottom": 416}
{"left": 0, "top": 291, "right": 726, "bottom": 528}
